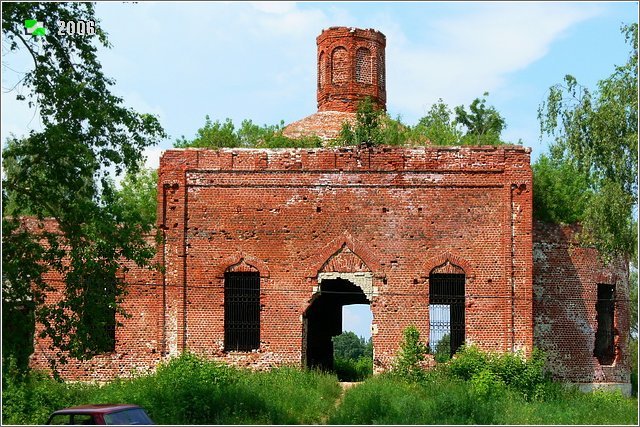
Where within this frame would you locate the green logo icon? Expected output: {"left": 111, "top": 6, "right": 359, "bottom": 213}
{"left": 24, "top": 19, "right": 46, "bottom": 36}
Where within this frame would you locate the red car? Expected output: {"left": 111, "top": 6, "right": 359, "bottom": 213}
{"left": 46, "top": 404, "right": 154, "bottom": 425}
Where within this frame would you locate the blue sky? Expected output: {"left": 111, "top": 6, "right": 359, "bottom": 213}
{"left": 2, "top": 1, "right": 638, "bottom": 339}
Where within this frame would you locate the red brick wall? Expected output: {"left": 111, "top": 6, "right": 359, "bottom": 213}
{"left": 27, "top": 146, "right": 630, "bottom": 387}
{"left": 28, "top": 229, "right": 164, "bottom": 381}
{"left": 533, "top": 221, "right": 631, "bottom": 386}
{"left": 156, "top": 145, "right": 534, "bottom": 372}
{"left": 317, "top": 27, "right": 386, "bottom": 112}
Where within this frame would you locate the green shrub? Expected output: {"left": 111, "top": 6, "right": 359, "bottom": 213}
{"left": 445, "top": 345, "right": 488, "bottom": 381}
{"left": 392, "top": 325, "right": 428, "bottom": 382}
{"left": 1, "top": 353, "right": 341, "bottom": 425}
{"left": 445, "top": 345, "right": 550, "bottom": 400}
{"left": 334, "top": 356, "right": 373, "bottom": 382}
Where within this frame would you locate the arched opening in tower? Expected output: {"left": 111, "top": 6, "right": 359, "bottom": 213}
{"left": 302, "top": 278, "right": 371, "bottom": 375}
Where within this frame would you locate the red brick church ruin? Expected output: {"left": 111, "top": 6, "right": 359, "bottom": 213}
{"left": 30, "top": 27, "right": 631, "bottom": 394}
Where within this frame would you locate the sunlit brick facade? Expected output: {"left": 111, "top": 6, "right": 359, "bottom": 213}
{"left": 29, "top": 26, "right": 631, "bottom": 395}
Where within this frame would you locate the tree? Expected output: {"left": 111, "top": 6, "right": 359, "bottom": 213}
{"left": 454, "top": 93, "right": 506, "bottom": 145}
{"left": 175, "top": 116, "right": 321, "bottom": 149}
{"left": 332, "top": 331, "right": 371, "bottom": 360}
{"left": 113, "top": 168, "right": 159, "bottom": 227}
{"left": 537, "top": 23, "right": 637, "bottom": 258}
{"left": 433, "top": 333, "right": 451, "bottom": 363}
{"left": 414, "top": 99, "right": 462, "bottom": 146}
{"left": 2, "top": 3, "right": 165, "bottom": 370}
{"left": 413, "top": 94, "right": 509, "bottom": 146}
{"left": 532, "top": 153, "right": 593, "bottom": 224}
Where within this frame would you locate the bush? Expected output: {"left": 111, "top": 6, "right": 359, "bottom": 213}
{"left": 392, "top": 325, "right": 428, "bottom": 382}
{"left": 445, "top": 345, "right": 551, "bottom": 400}
{"left": 1, "top": 352, "right": 341, "bottom": 425}
{"left": 334, "top": 356, "right": 373, "bottom": 382}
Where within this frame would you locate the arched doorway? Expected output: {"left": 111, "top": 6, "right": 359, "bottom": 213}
{"left": 303, "top": 278, "right": 371, "bottom": 371}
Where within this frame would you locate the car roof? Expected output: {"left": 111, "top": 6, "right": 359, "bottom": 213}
{"left": 52, "top": 404, "right": 142, "bottom": 415}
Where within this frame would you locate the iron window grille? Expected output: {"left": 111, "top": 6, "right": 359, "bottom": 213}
{"left": 224, "top": 272, "right": 260, "bottom": 352}
{"left": 429, "top": 273, "right": 465, "bottom": 358}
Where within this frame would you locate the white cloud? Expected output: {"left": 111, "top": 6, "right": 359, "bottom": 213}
{"left": 143, "top": 146, "right": 164, "bottom": 171}
{"left": 386, "top": 3, "right": 602, "bottom": 121}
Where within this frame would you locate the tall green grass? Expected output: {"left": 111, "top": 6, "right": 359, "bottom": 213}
{"left": 329, "top": 344, "right": 638, "bottom": 425}
{"left": 329, "top": 372, "right": 638, "bottom": 425}
{"left": 3, "top": 349, "right": 637, "bottom": 425}
{"left": 2, "top": 353, "right": 341, "bottom": 425}
{"left": 333, "top": 356, "right": 372, "bottom": 382}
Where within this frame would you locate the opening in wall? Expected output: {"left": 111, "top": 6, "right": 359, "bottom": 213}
{"left": 429, "top": 273, "right": 465, "bottom": 360}
{"left": 224, "top": 272, "right": 260, "bottom": 351}
{"left": 594, "top": 283, "right": 616, "bottom": 365}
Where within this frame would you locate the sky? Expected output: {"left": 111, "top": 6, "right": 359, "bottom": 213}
{"left": 2, "top": 1, "right": 638, "bottom": 339}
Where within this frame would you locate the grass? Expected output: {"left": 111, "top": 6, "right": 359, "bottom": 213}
{"left": 328, "top": 372, "right": 638, "bottom": 425}
{"left": 2, "top": 353, "right": 341, "bottom": 425}
{"left": 2, "top": 351, "right": 637, "bottom": 425}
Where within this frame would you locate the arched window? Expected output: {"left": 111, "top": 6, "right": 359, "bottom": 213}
{"left": 331, "top": 47, "right": 349, "bottom": 84}
{"left": 377, "top": 51, "right": 385, "bottom": 89}
{"left": 355, "top": 47, "right": 372, "bottom": 84}
{"left": 224, "top": 264, "right": 260, "bottom": 351}
{"left": 429, "top": 261, "right": 465, "bottom": 358}
{"left": 318, "top": 51, "right": 326, "bottom": 89}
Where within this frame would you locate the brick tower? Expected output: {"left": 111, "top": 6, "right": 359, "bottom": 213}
{"left": 317, "top": 27, "right": 386, "bottom": 112}
{"left": 283, "top": 27, "right": 387, "bottom": 141}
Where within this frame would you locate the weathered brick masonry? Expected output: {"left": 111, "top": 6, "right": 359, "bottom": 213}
{"left": 28, "top": 26, "right": 630, "bottom": 393}
{"left": 156, "top": 145, "right": 533, "bottom": 373}
{"left": 533, "top": 222, "right": 631, "bottom": 393}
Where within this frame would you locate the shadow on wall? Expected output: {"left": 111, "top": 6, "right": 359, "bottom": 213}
{"left": 533, "top": 220, "right": 629, "bottom": 386}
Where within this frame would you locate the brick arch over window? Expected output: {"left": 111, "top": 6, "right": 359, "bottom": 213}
{"left": 318, "top": 51, "right": 326, "bottom": 89}
{"left": 422, "top": 252, "right": 474, "bottom": 281}
{"left": 214, "top": 253, "right": 270, "bottom": 279}
{"left": 355, "top": 47, "right": 372, "bottom": 84}
{"left": 331, "top": 46, "right": 349, "bottom": 84}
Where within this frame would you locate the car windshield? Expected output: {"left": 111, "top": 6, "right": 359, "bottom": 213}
{"left": 103, "top": 408, "right": 153, "bottom": 425}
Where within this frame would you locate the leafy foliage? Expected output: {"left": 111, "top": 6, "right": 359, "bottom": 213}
{"left": 332, "top": 332, "right": 372, "bottom": 360}
{"left": 413, "top": 99, "right": 462, "bottom": 146}
{"left": 413, "top": 93, "right": 510, "bottom": 146}
{"left": 3, "top": 350, "right": 637, "bottom": 425}
{"left": 334, "top": 97, "right": 392, "bottom": 146}
{"left": 2, "top": 2, "right": 165, "bottom": 367}
{"left": 332, "top": 332, "right": 373, "bottom": 381}
{"left": 2, "top": 353, "right": 341, "bottom": 425}
{"left": 537, "top": 23, "right": 638, "bottom": 258}
{"left": 392, "top": 325, "right": 429, "bottom": 381}
{"left": 446, "top": 345, "right": 550, "bottom": 401}
{"left": 113, "top": 168, "right": 159, "bottom": 227}
{"left": 175, "top": 116, "right": 322, "bottom": 149}
{"left": 532, "top": 153, "right": 593, "bottom": 224}
{"left": 333, "top": 357, "right": 373, "bottom": 382}
{"left": 453, "top": 93, "right": 507, "bottom": 146}
{"left": 328, "top": 371, "right": 637, "bottom": 425}
{"left": 335, "top": 94, "right": 510, "bottom": 147}
{"left": 431, "top": 333, "right": 451, "bottom": 363}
